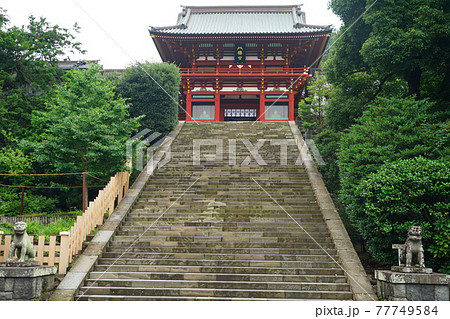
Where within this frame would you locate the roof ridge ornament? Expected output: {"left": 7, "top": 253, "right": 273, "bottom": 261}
{"left": 292, "top": 4, "right": 305, "bottom": 28}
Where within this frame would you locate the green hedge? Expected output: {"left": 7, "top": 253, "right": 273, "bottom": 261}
{"left": 358, "top": 157, "right": 449, "bottom": 272}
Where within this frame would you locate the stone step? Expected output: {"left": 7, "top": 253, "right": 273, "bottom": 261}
{"left": 129, "top": 207, "right": 320, "bottom": 213}
{"left": 87, "top": 271, "right": 347, "bottom": 283}
{"left": 97, "top": 258, "right": 341, "bottom": 269}
{"left": 106, "top": 244, "right": 335, "bottom": 251}
{"left": 143, "top": 180, "right": 313, "bottom": 186}
{"left": 115, "top": 230, "right": 330, "bottom": 238}
{"left": 135, "top": 193, "right": 316, "bottom": 198}
{"left": 92, "top": 265, "right": 344, "bottom": 276}
{"left": 105, "top": 246, "right": 338, "bottom": 255}
{"left": 100, "top": 252, "right": 337, "bottom": 261}
{"left": 130, "top": 205, "right": 319, "bottom": 211}
{"left": 84, "top": 278, "right": 350, "bottom": 291}
{"left": 122, "top": 218, "right": 328, "bottom": 224}
{"left": 132, "top": 201, "right": 318, "bottom": 207}
{"left": 76, "top": 286, "right": 352, "bottom": 300}
{"left": 137, "top": 194, "right": 316, "bottom": 200}
{"left": 118, "top": 225, "right": 330, "bottom": 232}
{"left": 151, "top": 168, "right": 307, "bottom": 174}
{"left": 110, "top": 233, "right": 331, "bottom": 244}
{"left": 109, "top": 237, "right": 334, "bottom": 246}
{"left": 119, "top": 221, "right": 327, "bottom": 228}
{"left": 124, "top": 215, "right": 324, "bottom": 223}
{"left": 127, "top": 211, "right": 319, "bottom": 216}
{"left": 75, "top": 295, "right": 329, "bottom": 301}
{"left": 126, "top": 214, "right": 322, "bottom": 220}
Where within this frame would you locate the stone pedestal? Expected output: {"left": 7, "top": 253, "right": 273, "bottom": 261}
{"left": 0, "top": 263, "right": 57, "bottom": 300}
{"left": 375, "top": 270, "right": 450, "bottom": 301}
{"left": 391, "top": 266, "right": 433, "bottom": 274}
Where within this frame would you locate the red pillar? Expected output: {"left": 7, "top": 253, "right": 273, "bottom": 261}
{"left": 186, "top": 92, "right": 192, "bottom": 121}
{"left": 259, "top": 93, "right": 265, "bottom": 121}
{"left": 215, "top": 92, "right": 220, "bottom": 121}
{"left": 288, "top": 92, "right": 295, "bottom": 121}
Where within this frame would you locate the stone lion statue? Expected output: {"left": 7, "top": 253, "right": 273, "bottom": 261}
{"left": 399, "top": 226, "right": 425, "bottom": 268}
{"left": 7, "top": 221, "right": 36, "bottom": 262}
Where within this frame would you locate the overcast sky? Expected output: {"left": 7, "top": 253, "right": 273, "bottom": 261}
{"left": 1, "top": 0, "right": 342, "bottom": 69}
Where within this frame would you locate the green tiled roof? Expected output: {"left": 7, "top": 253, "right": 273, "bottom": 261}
{"left": 150, "top": 5, "right": 331, "bottom": 35}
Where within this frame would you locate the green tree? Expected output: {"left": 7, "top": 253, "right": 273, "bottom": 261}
{"left": 361, "top": 0, "right": 450, "bottom": 99}
{"left": 0, "top": 9, "right": 83, "bottom": 146}
{"left": 298, "top": 72, "right": 331, "bottom": 136}
{"left": 327, "top": 0, "right": 450, "bottom": 102}
{"left": 116, "top": 62, "right": 180, "bottom": 135}
{"left": 326, "top": 0, "right": 372, "bottom": 84}
{"left": 31, "top": 65, "right": 141, "bottom": 180}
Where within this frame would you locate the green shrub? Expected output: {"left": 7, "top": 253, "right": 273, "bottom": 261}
{"left": 314, "top": 129, "right": 342, "bottom": 194}
{"left": 339, "top": 97, "right": 443, "bottom": 222}
{"left": 0, "top": 219, "right": 75, "bottom": 236}
{"left": 26, "top": 219, "right": 75, "bottom": 235}
{"left": 0, "top": 189, "right": 57, "bottom": 216}
{"left": 337, "top": 96, "right": 448, "bottom": 271}
{"left": 358, "top": 157, "right": 449, "bottom": 272}
{"left": 0, "top": 222, "right": 14, "bottom": 234}
{"left": 117, "top": 62, "right": 180, "bottom": 135}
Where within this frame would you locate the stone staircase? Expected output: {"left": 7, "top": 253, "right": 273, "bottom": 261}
{"left": 76, "top": 122, "right": 354, "bottom": 300}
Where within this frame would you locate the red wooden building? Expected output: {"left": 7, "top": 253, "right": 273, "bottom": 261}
{"left": 149, "top": 5, "right": 331, "bottom": 121}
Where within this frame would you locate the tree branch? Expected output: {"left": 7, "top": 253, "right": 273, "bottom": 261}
{"left": 367, "top": 72, "right": 394, "bottom": 103}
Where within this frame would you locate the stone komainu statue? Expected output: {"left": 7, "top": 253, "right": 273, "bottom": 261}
{"left": 399, "top": 226, "right": 425, "bottom": 268}
{"left": 7, "top": 221, "right": 36, "bottom": 262}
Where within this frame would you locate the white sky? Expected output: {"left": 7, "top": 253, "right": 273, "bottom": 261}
{"left": 1, "top": 0, "right": 342, "bottom": 69}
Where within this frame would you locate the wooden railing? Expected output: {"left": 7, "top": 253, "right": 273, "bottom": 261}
{"left": 0, "top": 170, "right": 130, "bottom": 274}
{"left": 0, "top": 233, "right": 70, "bottom": 272}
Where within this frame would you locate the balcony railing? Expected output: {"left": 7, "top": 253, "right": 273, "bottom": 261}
{"left": 180, "top": 66, "right": 308, "bottom": 77}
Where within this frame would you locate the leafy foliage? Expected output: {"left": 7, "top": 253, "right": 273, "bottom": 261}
{"left": 314, "top": 130, "right": 342, "bottom": 194}
{"left": 339, "top": 97, "right": 443, "bottom": 216}
{"left": 0, "top": 147, "right": 58, "bottom": 215}
{"left": 116, "top": 62, "right": 180, "bottom": 135}
{"left": 0, "top": 219, "right": 75, "bottom": 236}
{"left": 0, "top": 148, "right": 31, "bottom": 174}
{"left": 26, "top": 219, "right": 75, "bottom": 235}
{"left": 306, "top": 1, "right": 450, "bottom": 273}
{"left": 361, "top": 0, "right": 450, "bottom": 98}
{"left": 0, "top": 11, "right": 180, "bottom": 216}
{"left": 31, "top": 65, "right": 141, "bottom": 180}
{"left": 0, "top": 190, "right": 57, "bottom": 216}
{"left": 0, "top": 9, "right": 84, "bottom": 146}
{"left": 338, "top": 97, "right": 448, "bottom": 268}
{"left": 358, "top": 157, "right": 449, "bottom": 272}
{"left": 298, "top": 73, "right": 331, "bottom": 136}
